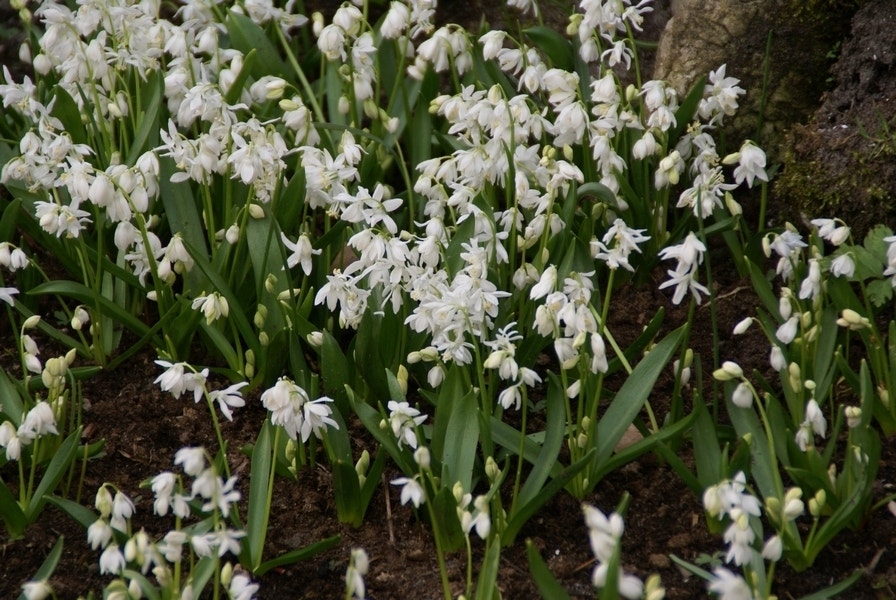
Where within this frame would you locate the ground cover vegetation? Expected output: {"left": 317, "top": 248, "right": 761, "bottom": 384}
{"left": 0, "top": 0, "right": 895, "bottom": 598}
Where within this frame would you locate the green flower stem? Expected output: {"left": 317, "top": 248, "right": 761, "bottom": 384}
{"left": 275, "top": 26, "right": 328, "bottom": 137}
{"left": 204, "top": 390, "right": 231, "bottom": 480}
{"left": 422, "top": 474, "right": 452, "bottom": 600}
{"left": 510, "top": 385, "right": 529, "bottom": 517}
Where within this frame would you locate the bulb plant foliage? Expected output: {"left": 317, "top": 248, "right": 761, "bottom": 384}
{"left": 0, "top": 0, "right": 893, "bottom": 598}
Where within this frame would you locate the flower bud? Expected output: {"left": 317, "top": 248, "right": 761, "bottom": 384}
{"left": 713, "top": 361, "right": 743, "bottom": 381}
{"left": 397, "top": 364, "right": 409, "bottom": 396}
{"left": 485, "top": 456, "right": 500, "bottom": 482}
{"left": 23, "top": 315, "right": 41, "bottom": 330}
{"left": 836, "top": 308, "right": 870, "bottom": 330}
{"left": 306, "top": 331, "right": 324, "bottom": 347}
{"left": 761, "top": 535, "right": 783, "bottom": 562}
{"left": 414, "top": 446, "right": 430, "bottom": 470}
{"left": 733, "top": 317, "right": 753, "bottom": 335}
{"left": 248, "top": 203, "right": 264, "bottom": 219}
{"left": 732, "top": 382, "right": 753, "bottom": 408}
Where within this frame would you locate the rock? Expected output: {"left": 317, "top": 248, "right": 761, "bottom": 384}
{"left": 654, "top": 0, "right": 857, "bottom": 160}
{"left": 773, "top": 0, "right": 896, "bottom": 236}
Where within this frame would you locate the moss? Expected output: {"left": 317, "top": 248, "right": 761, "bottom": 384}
{"left": 788, "top": 0, "right": 864, "bottom": 22}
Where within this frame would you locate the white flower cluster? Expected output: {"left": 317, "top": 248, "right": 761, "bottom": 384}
{"left": 260, "top": 377, "right": 338, "bottom": 442}
{"left": 581, "top": 503, "right": 663, "bottom": 600}
{"left": 703, "top": 472, "right": 783, "bottom": 599}
{"left": 87, "top": 449, "right": 257, "bottom": 598}
{"left": 154, "top": 359, "right": 248, "bottom": 421}
{"left": 0, "top": 327, "right": 72, "bottom": 461}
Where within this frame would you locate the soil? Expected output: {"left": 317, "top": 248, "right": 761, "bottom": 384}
{"left": 2, "top": 2, "right": 896, "bottom": 600}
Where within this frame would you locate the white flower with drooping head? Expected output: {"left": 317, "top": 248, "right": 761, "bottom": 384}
{"left": 707, "top": 567, "right": 753, "bottom": 600}
{"left": 174, "top": 447, "right": 207, "bottom": 477}
{"left": 592, "top": 218, "right": 650, "bottom": 272}
{"left": 191, "top": 291, "right": 229, "bottom": 324}
{"left": 208, "top": 382, "right": 248, "bottom": 421}
{"left": 391, "top": 476, "right": 425, "bottom": 507}
{"left": 345, "top": 547, "right": 370, "bottom": 600}
{"left": 729, "top": 140, "right": 768, "bottom": 188}
{"left": 582, "top": 503, "right": 644, "bottom": 599}
{"left": 154, "top": 360, "right": 209, "bottom": 403}
{"left": 387, "top": 400, "right": 427, "bottom": 449}
{"left": 830, "top": 253, "right": 855, "bottom": 278}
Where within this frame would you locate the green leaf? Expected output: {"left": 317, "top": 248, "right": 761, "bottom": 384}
{"left": 594, "top": 326, "right": 684, "bottom": 470}
{"left": 516, "top": 374, "right": 565, "bottom": 508}
{"left": 503, "top": 449, "right": 596, "bottom": 545}
{"left": 47, "top": 495, "right": 97, "bottom": 529}
{"left": 119, "top": 570, "right": 162, "bottom": 600}
{"left": 49, "top": 85, "right": 88, "bottom": 146}
{"left": 526, "top": 539, "right": 572, "bottom": 600}
{"left": 246, "top": 420, "right": 273, "bottom": 572}
{"left": 320, "top": 330, "right": 351, "bottom": 417}
{"left": 225, "top": 49, "right": 258, "bottom": 106}
{"left": 474, "top": 538, "right": 503, "bottom": 600}
{"left": 797, "top": 570, "right": 863, "bottom": 600}
{"left": 692, "top": 396, "right": 722, "bottom": 488}
{"left": 577, "top": 181, "right": 617, "bottom": 206}
{"left": 254, "top": 535, "right": 341, "bottom": 576}
{"left": 27, "top": 281, "right": 151, "bottom": 341}
{"left": 26, "top": 427, "right": 82, "bottom": 520}
{"left": 225, "top": 12, "right": 289, "bottom": 79}
{"left": 125, "top": 71, "right": 162, "bottom": 166}
{"left": 523, "top": 27, "right": 574, "bottom": 71}
{"left": 17, "top": 536, "right": 64, "bottom": 596}
{"left": 441, "top": 383, "right": 479, "bottom": 492}
{"left": 349, "top": 388, "right": 416, "bottom": 475}
{"left": 0, "top": 367, "right": 23, "bottom": 424}
{"left": 867, "top": 279, "right": 894, "bottom": 308}
{"left": 0, "top": 479, "right": 25, "bottom": 538}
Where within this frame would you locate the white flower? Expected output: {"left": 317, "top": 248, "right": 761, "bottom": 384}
{"left": 151, "top": 472, "right": 177, "bottom": 516}
{"left": 111, "top": 491, "right": 135, "bottom": 531}
{"left": 191, "top": 291, "right": 229, "bottom": 324}
{"left": 387, "top": 400, "right": 427, "bottom": 449}
{"left": 345, "top": 548, "right": 369, "bottom": 600}
{"left": 761, "top": 535, "right": 783, "bottom": 562}
{"left": 391, "top": 476, "right": 425, "bottom": 507}
{"left": 0, "top": 421, "right": 22, "bottom": 461}
{"left": 302, "top": 396, "right": 339, "bottom": 442}
{"left": 592, "top": 219, "right": 650, "bottom": 272}
{"left": 731, "top": 382, "right": 752, "bottom": 408}
{"left": 530, "top": 265, "right": 557, "bottom": 299}
{"left": 87, "top": 518, "right": 113, "bottom": 550}
{"left": 830, "top": 253, "right": 855, "bottom": 278}
{"left": 208, "top": 382, "right": 248, "bottom": 421}
{"left": 775, "top": 315, "right": 799, "bottom": 344}
{"left": 19, "top": 402, "right": 58, "bottom": 441}
{"left": 229, "top": 572, "right": 259, "bottom": 600}
{"left": 0, "top": 286, "right": 18, "bottom": 305}
{"left": 99, "top": 543, "right": 126, "bottom": 575}
{"left": 21, "top": 580, "right": 52, "bottom": 600}
{"left": 154, "top": 360, "right": 209, "bottom": 402}
{"left": 730, "top": 140, "right": 768, "bottom": 188}
{"left": 174, "top": 447, "right": 207, "bottom": 477}
{"left": 707, "top": 567, "right": 752, "bottom": 600}
{"left": 798, "top": 259, "right": 821, "bottom": 300}
{"left": 281, "top": 232, "right": 320, "bottom": 276}
{"left": 732, "top": 317, "right": 753, "bottom": 335}
{"left": 769, "top": 346, "right": 786, "bottom": 371}
{"left": 261, "top": 377, "right": 310, "bottom": 442}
